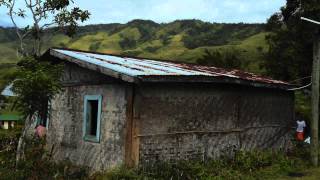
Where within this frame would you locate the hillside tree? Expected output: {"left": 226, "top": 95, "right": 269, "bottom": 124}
{"left": 0, "top": 0, "right": 90, "bottom": 163}
{"left": 264, "top": 0, "right": 320, "bottom": 82}
{"left": 196, "top": 49, "right": 242, "bottom": 69}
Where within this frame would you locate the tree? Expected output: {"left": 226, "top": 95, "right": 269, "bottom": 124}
{"left": 196, "top": 49, "right": 242, "bottom": 69}
{"left": 265, "top": 0, "right": 320, "bottom": 166}
{"left": 264, "top": 0, "right": 320, "bottom": 82}
{"left": 0, "top": 0, "right": 90, "bottom": 163}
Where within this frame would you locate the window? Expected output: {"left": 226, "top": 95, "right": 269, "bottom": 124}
{"left": 83, "top": 95, "right": 102, "bottom": 142}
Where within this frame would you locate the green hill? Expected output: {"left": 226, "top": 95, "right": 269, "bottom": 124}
{"left": 0, "top": 20, "right": 269, "bottom": 89}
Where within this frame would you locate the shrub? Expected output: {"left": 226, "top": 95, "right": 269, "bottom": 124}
{"left": 0, "top": 133, "right": 89, "bottom": 179}
{"left": 197, "top": 49, "right": 242, "bottom": 69}
{"left": 0, "top": 130, "right": 311, "bottom": 180}
{"left": 119, "top": 37, "right": 137, "bottom": 49}
{"left": 89, "top": 42, "right": 101, "bottom": 52}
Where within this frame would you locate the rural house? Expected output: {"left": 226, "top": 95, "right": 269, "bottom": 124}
{"left": 0, "top": 115, "right": 21, "bottom": 129}
{"left": 43, "top": 48, "right": 295, "bottom": 172}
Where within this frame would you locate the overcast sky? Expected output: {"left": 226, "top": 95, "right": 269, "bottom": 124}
{"left": 0, "top": 0, "right": 286, "bottom": 27}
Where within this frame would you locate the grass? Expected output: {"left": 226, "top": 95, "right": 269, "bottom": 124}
{"left": 0, "top": 125, "right": 315, "bottom": 179}
{"left": 278, "top": 167, "right": 320, "bottom": 180}
{"left": 0, "top": 64, "right": 16, "bottom": 91}
{"left": 92, "top": 148, "right": 311, "bottom": 180}
{"left": 0, "top": 42, "right": 19, "bottom": 64}
{"left": 0, "top": 128, "right": 89, "bottom": 180}
{"left": 188, "top": 32, "right": 269, "bottom": 73}
{"left": 0, "top": 26, "right": 269, "bottom": 74}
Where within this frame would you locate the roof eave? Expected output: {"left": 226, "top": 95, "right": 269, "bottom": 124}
{"left": 138, "top": 75, "right": 293, "bottom": 90}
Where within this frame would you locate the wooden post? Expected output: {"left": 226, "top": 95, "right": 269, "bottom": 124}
{"left": 311, "top": 33, "right": 320, "bottom": 166}
{"left": 124, "top": 85, "right": 134, "bottom": 167}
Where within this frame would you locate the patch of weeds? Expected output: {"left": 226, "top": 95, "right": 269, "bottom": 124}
{"left": 93, "top": 166, "right": 141, "bottom": 180}
{"left": 0, "top": 134, "right": 89, "bottom": 179}
{"left": 95, "top": 149, "right": 310, "bottom": 180}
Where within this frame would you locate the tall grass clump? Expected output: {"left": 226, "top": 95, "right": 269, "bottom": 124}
{"left": 94, "top": 148, "right": 310, "bottom": 180}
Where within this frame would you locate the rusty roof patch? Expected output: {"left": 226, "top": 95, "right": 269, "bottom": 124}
{"left": 47, "top": 48, "right": 291, "bottom": 89}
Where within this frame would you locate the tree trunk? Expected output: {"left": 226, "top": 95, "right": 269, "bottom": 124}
{"left": 15, "top": 115, "right": 33, "bottom": 166}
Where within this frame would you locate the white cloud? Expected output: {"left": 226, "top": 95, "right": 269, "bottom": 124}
{"left": 0, "top": 0, "right": 286, "bottom": 27}
{"left": 147, "top": 0, "right": 218, "bottom": 22}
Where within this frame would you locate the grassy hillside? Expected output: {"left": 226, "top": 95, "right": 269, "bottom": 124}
{"left": 0, "top": 20, "right": 269, "bottom": 89}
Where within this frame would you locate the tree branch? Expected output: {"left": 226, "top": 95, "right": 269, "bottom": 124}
{"left": 7, "top": 0, "right": 27, "bottom": 57}
{"left": 25, "top": 0, "right": 42, "bottom": 56}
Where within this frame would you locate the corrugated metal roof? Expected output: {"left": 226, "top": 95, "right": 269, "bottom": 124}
{"left": 1, "top": 83, "right": 15, "bottom": 97}
{"left": 0, "top": 114, "right": 22, "bottom": 121}
{"left": 48, "top": 48, "right": 290, "bottom": 88}
{"left": 53, "top": 49, "right": 215, "bottom": 76}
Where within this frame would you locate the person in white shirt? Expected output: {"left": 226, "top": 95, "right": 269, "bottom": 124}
{"left": 296, "top": 119, "right": 306, "bottom": 141}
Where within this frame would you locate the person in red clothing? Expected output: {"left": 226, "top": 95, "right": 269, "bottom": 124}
{"left": 296, "top": 118, "right": 306, "bottom": 141}
{"left": 35, "top": 124, "right": 46, "bottom": 138}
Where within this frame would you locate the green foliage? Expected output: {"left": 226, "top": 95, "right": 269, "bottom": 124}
{"left": 183, "top": 23, "right": 265, "bottom": 49}
{"left": 0, "top": 0, "right": 90, "bottom": 125}
{"left": 0, "top": 0, "right": 90, "bottom": 57}
{"left": 94, "top": 149, "right": 310, "bottom": 180}
{"left": 12, "top": 56, "right": 63, "bottom": 119}
{"left": 54, "top": 6, "right": 91, "bottom": 37}
{"left": 264, "top": 0, "right": 320, "bottom": 81}
{"left": 144, "top": 46, "right": 161, "bottom": 53}
{"left": 89, "top": 41, "right": 102, "bottom": 52}
{"left": 295, "top": 91, "right": 312, "bottom": 121}
{"left": 119, "top": 37, "right": 137, "bottom": 49}
{"left": 127, "top": 19, "right": 159, "bottom": 42}
{"left": 0, "top": 130, "right": 312, "bottom": 180}
{"left": 0, "top": 20, "right": 270, "bottom": 120}
{"left": 0, "top": 20, "right": 268, "bottom": 80}
{"left": 197, "top": 49, "right": 242, "bottom": 69}
{"left": 94, "top": 166, "right": 141, "bottom": 180}
{"left": 58, "top": 42, "right": 67, "bottom": 48}
{"left": 0, "top": 132, "right": 89, "bottom": 179}
{"left": 15, "top": 139, "right": 88, "bottom": 179}
{"left": 0, "top": 63, "right": 16, "bottom": 91}
{"left": 121, "top": 50, "right": 143, "bottom": 57}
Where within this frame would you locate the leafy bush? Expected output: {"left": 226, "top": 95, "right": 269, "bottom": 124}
{"left": 0, "top": 133, "right": 311, "bottom": 180}
{"left": 183, "top": 23, "right": 264, "bottom": 49}
{"left": 197, "top": 49, "right": 242, "bottom": 69}
{"left": 119, "top": 37, "right": 137, "bottom": 49}
{"left": 93, "top": 166, "right": 141, "bottom": 180}
{"left": 12, "top": 56, "right": 63, "bottom": 120}
{"left": 89, "top": 41, "right": 102, "bottom": 52}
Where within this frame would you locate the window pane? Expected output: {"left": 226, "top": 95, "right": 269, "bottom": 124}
{"left": 87, "top": 100, "right": 98, "bottom": 136}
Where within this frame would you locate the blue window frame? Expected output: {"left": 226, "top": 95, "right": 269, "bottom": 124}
{"left": 83, "top": 95, "right": 102, "bottom": 143}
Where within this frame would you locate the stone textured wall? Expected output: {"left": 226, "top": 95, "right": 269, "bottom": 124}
{"left": 136, "top": 83, "right": 294, "bottom": 164}
{"left": 61, "top": 62, "right": 119, "bottom": 85}
{"left": 47, "top": 62, "right": 295, "bottom": 170}
{"left": 47, "top": 63, "right": 128, "bottom": 171}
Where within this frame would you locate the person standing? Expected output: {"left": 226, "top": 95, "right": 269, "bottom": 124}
{"left": 296, "top": 118, "right": 306, "bottom": 141}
